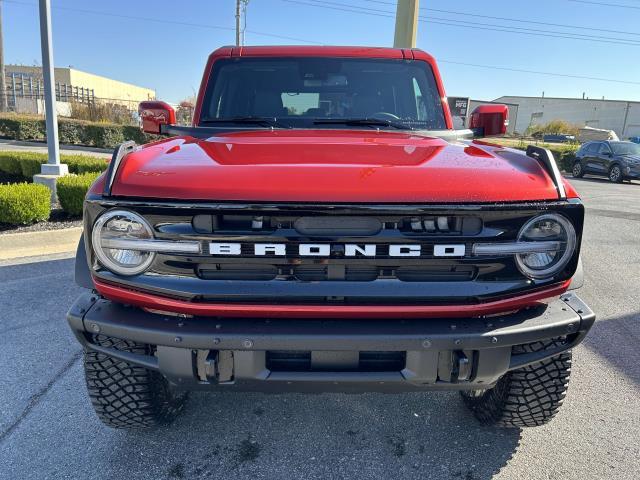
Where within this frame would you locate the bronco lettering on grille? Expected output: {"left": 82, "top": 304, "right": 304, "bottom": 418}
{"left": 209, "top": 243, "right": 466, "bottom": 257}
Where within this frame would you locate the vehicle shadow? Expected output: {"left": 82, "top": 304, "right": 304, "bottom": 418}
{"left": 111, "top": 390, "right": 521, "bottom": 480}
{"left": 581, "top": 311, "right": 640, "bottom": 387}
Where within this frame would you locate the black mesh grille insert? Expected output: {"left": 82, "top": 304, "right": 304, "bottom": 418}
{"left": 266, "top": 350, "right": 406, "bottom": 372}
{"left": 293, "top": 265, "right": 378, "bottom": 282}
{"left": 395, "top": 265, "right": 475, "bottom": 282}
{"left": 198, "top": 264, "right": 278, "bottom": 281}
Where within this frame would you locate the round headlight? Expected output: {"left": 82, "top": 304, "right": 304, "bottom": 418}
{"left": 92, "top": 210, "right": 155, "bottom": 276}
{"left": 516, "top": 213, "right": 576, "bottom": 279}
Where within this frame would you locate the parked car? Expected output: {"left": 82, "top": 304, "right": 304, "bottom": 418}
{"left": 628, "top": 136, "right": 640, "bottom": 144}
{"left": 67, "top": 46, "right": 593, "bottom": 430}
{"left": 543, "top": 133, "right": 575, "bottom": 143}
{"left": 573, "top": 140, "right": 640, "bottom": 182}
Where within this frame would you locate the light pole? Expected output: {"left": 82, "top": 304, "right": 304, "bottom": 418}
{"left": 0, "top": 0, "right": 8, "bottom": 112}
{"left": 34, "top": 0, "right": 67, "bottom": 204}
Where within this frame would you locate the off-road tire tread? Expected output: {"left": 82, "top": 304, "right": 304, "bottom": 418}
{"left": 83, "top": 335, "right": 187, "bottom": 429}
{"left": 461, "top": 339, "right": 572, "bottom": 428}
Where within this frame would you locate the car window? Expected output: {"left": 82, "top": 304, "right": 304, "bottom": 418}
{"left": 584, "top": 143, "right": 599, "bottom": 154}
{"left": 281, "top": 92, "right": 320, "bottom": 115}
{"left": 598, "top": 143, "right": 611, "bottom": 155}
{"left": 201, "top": 57, "right": 447, "bottom": 130}
{"left": 610, "top": 142, "right": 640, "bottom": 156}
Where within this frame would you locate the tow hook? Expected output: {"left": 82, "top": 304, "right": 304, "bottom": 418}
{"left": 196, "top": 350, "right": 234, "bottom": 383}
{"left": 454, "top": 351, "right": 471, "bottom": 382}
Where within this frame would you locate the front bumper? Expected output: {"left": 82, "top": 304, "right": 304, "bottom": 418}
{"left": 67, "top": 292, "right": 595, "bottom": 393}
{"left": 624, "top": 165, "right": 640, "bottom": 179}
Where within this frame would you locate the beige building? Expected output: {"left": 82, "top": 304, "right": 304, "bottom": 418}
{"left": 5, "top": 65, "right": 155, "bottom": 107}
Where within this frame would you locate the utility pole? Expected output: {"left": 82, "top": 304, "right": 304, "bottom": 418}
{"left": 34, "top": 0, "right": 67, "bottom": 204}
{"left": 235, "top": 0, "right": 249, "bottom": 46}
{"left": 393, "top": 0, "right": 420, "bottom": 48}
{"left": 0, "top": 0, "right": 8, "bottom": 112}
{"left": 235, "top": 0, "right": 241, "bottom": 46}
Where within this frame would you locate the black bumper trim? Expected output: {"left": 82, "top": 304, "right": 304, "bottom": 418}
{"left": 67, "top": 292, "right": 594, "bottom": 392}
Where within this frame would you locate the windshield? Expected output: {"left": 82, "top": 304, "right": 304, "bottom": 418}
{"left": 610, "top": 142, "right": 640, "bottom": 156}
{"left": 200, "top": 57, "right": 447, "bottom": 130}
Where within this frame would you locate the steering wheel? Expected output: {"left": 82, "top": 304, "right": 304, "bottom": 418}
{"left": 370, "top": 112, "right": 401, "bottom": 121}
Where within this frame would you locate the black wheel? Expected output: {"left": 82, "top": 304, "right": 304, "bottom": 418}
{"left": 609, "top": 165, "right": 623, "bottom": 183}
{"left": 572, "top": 161, "right": 584, "bottom": 178}
{"left": 460, "top": 339, "right": 572, "bottom": 428}
{"left": 83, "top": 335, "right": 187, "bottom": 429}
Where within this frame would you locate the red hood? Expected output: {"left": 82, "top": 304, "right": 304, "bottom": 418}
{"left": 110, "top": 130, "right": 564, "bottom": 203}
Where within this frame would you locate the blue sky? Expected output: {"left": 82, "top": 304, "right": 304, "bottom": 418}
{"left": 3, "top": 0, "right": 640, "bottom": 103}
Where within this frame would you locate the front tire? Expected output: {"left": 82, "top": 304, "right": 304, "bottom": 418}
{"left": 460, "top": 339, "right": 572, "bottom": 428}
{"left": 572, "top": 161, "right": 584, "bottom": 178}
{"left": 83, "top": 335, "right": 187, "bottom": 429}
{"left": 609, "top": 165, "right": 623, "bottom": 183}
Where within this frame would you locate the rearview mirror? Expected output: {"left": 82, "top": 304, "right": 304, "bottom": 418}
{"left": 138, "top": 101, "right": 176, "bottom": 134}
{"left": 469, "top": 104, "right": 509, "bottom": 137}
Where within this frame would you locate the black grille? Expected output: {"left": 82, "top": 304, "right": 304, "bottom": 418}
{"left": 294, "top": 265, "right": 379, "bottom": 282}
{"left": 395, "top": 265, "right": 475, "bottom": 282}
{"left": 86, "top": 199, "right": 584, "bottom": 305}
{"left": 198, "top": 264, "right": 278, "bottom": 281}
{"left": 266, "top": 351, "right": 311, "bottom": 371}
{"left": 191, "top": 213, "right": 480, "bottom": 236}
{"left": 266, "top": 350, "right": 406, "bottom": 372}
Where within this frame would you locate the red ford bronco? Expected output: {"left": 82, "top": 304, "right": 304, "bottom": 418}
{"left": 67, "top": 46, "right": 594, "bottom": 429}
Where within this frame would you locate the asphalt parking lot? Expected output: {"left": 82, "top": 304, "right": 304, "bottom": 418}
{"left": 0, "top": 176, "right": 638, "bottom": 480}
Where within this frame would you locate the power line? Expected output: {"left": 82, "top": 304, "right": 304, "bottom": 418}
{"left": 285, "top": 0, "right": 640, "bottom": 46}
{"left": 568, "top": 0, "right": 640, "bottom": 9}
{"left": 4, "top": 0, "right": 638, "bottom": 88}
{"left": 438, "top": 60, "right": 640, "bottom": 86}
{"left": 2, "top": 0, "right": 322, "bottom": 44}
{"left": 361, "top": 0, "right": 640, "bottom": 37}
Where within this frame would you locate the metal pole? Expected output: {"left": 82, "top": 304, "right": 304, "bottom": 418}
{"left": 235, "top": 0, "right": 241, "bottom": 46}
{"left": 393, "top": 0, "right": 419, "bottom": 48}
{"left": 38, "top": 0, "right": 62, "bottom": 172}
{"left": 622, "top": 102, "right": 630, "bottom": 138}
{"left": 0, "top": 0, "right": 7, "bottom": 112}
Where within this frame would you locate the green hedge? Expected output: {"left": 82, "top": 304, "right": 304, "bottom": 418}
{"left": 0, "top": 151, "right": 108, "bottom": 181}
{"left": 57, "top": 172, "right": 101, "bottom": 216}
{"left": 526, "top": 144, "right": 579, "bottom": 173}
{"left": 491, "top": 139, "right": 579, "bottom": 173}
{"left": 0, "top": 114, "right": 156, "bottom": 149}
{"left": 0, "top": 183, "right": 51, "bottom": 225}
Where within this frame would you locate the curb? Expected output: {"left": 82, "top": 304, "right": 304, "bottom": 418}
{"left": 0, "top": 138, "right": 112, "bottom": 155}
{"left": 0, "top": 227, "right": 82, "bottom": 261}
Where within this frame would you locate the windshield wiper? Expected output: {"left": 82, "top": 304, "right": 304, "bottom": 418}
{"left": 200, "top": 116, "right": 289, "bottom": 128}
{"left": 313, "top": 118, "right": 413, "bottom": 130}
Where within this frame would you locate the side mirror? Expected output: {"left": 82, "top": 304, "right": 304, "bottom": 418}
{"left": 138, "top": 101, "right": 176, "bottom": 134}
{"left": 469, "top": 104, "right": 509, "bottom": 137}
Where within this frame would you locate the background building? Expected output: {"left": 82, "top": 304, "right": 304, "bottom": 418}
{"left": 4, "top": 65, "right": 155, "bottom": 115}
{"left": 494, "top": 95, "right": 640, "bottom": 139}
